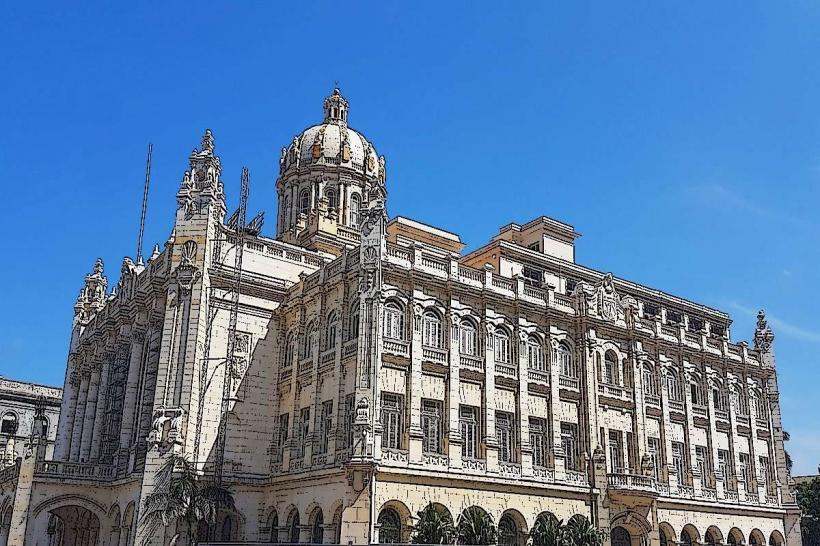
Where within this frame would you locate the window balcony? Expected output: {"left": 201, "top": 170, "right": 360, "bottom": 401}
{"left": 499, "top": 462, "right": 522, "bottom": 477}
{"left": 598, "top": 383, "right": 633, "bottom": 401}
{"left": 460, "top": 355, "right": 484, "bottom": 372}
{"left": 462, "top": 458, "right": 486, "bottom": 472}
{"left": 527, "top": 368, "right": 550, "bottom": 383}
{"left": 342, "top": 339, "right": 358, "bottom": 358}
{"left": 423, "top": 453, "right": 449, "bottom": 467}
{"left": 669, "top": 400, "right": 685, "bottom": 413}
{"left": 383, "top": 339, "right": 410, "bottom": 358}
{"left": 692, "top": 404, "right": 708, "bottom": 417}
{"left": 319, "top": 349, "right": 335, "bottom": 366}
{"left": 382, "top": 448, "right": 409, "bottom": 464}
{"left": 533, "top": 466, "right": 555, "bottom": 481}
{"left": 494, "top": 362, "right": 517, "bottom": 378}
{"left": 559, "top": 375, "right": 580, "bottom": 389}
{"left": 297, "top": 358, "right": 312, "bottom": 375}
{"left": 715, "top": 409, "right": 729, "bottom": 421}
{"left": 677, "top": 484, "right": 694, "bottom": 498}
{"left": 565, "top": 470, "right": 588, "bottom": 486}
{"left": 422, "top": 346, "right": 448, "bottom": 364}
{"left": 645, "top": 394, "right": 661, "bottom": 407}
{"left": 607, "top": 473, "right": 658, "bottom": 496}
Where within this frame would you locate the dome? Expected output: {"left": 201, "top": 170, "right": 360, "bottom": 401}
{"left": 279, "top": 88, "right": 382, "bottom": 179}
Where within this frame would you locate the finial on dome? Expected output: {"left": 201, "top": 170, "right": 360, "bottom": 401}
{"left": 323, "top": 87, "right": 349, "bottom": 125}
{"left": 201, "top": 129, "right": 214, "bottom": 154}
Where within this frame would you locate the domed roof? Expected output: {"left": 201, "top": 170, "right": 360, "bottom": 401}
{"left": 279, "top": 88, "right": 381, "bottom": 178}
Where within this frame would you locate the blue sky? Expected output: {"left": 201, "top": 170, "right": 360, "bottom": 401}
{"left": 1, "top": 2, "right": 818, "bottom": 473}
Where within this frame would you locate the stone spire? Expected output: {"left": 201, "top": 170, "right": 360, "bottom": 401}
{"left": 177, "top": 129, "right": 226, "bottom": 221}
{"left": 323, "top": 87, "right": 349, "bottom": 126}
{"left": 754, "top": 309, "right": 775, "bottom": 353}
{"left": 73, "top": 258, "right": 108, "bottom": 323}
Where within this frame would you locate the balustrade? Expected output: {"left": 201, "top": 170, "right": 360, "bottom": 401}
{"left": 494, "top": 362, "right": 517, "bottom": 377}
{"left": 383, "top": 339, "right": 410, "bottom": 357}
{"left": 460, "top": 355, "right": 484, "bottom": 371}
{"left": 422, "top": 346, "right": 448, "bottom": 364}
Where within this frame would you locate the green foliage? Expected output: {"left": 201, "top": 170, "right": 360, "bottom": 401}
{"left": 563, "top": 516, "right": 607, "bottom": 546}
{"left": 797, "top": 473, "right": 820, "bottom": 519}
{"left": 140, "top": 453, "right": 235, "bottom": 546}
{"left": 530, "top": 514, "right": 565, "bottom": 546}
{"left": 457, "top": 506, "right": 498, "bottom": 545}
{"left": 411, "top": 503, "right": 457, "bottom": 544}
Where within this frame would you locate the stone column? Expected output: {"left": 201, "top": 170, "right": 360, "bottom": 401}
{"left": 447, "top": 309, "right": 463, "bottom": 468}
{"left": 548, "top": 325, "right": 566, "bottom": 480}
{"left": 705, "top": 371, "right": 720, "bottom": 493}
{"left": 80, "top": 363, "right": 102, "bottom": 462}
{"left": 407, "top": 299, "right": 425, "bottom": 463}
{"left": 658, "top": 361, "right": 674, "bottom": 489}
{"left": 682, "top": 364, "right": 697, "bottom": 490}
{"left": 119, "top": 330, "right": 146, "bottom": 462}
{"left": 69, "top": 372, "right": 90, "bottom": 462}
{"left": 726, "top": 375, "right": 742, "bottom": 495}
{"left": 90, "top": 352, "right": 114, "bottom": 461}
{"left": 516, "top": 326, "right": 533, "bottom": 477}
{"left": 483, "top": 319, "right": 499, "bottom": 472}
{"left": 55, "top": 367, "right": 80, "bottom": 461}
{"left": 631, "top": 344, "right": 648, "bottom": 472}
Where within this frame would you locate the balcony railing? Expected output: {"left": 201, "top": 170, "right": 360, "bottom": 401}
{"left": 565, "top": 471, "right": 588, "bottom": 486}
{"left": 382, "top": 448, "right": 409, "bottom": 464}
{"left": 422, "top": 346, "right": 448, "bottom": 364}
{"left": 645, "top": 394, "right": 661, "bottom": 407}
{"left": 598, "top": 383, "right": 632, "bottom": 400}
{"left": 533, "top": 466, "right": 555, "bottom": 481}
{"left": 607, "top": 473, "right": 657, "bottom": 493}
{"left": 692, "top": 404, "right": 708, "bottom": 417}
{"left": 527, "top": 369, "right": 549, "bottom": 383}
{"left": 669, "top": 400, "right": 685, "bottom": 413}
{"left": 342, "top": 340, "right": 358, "bottom": 358}
{"left": 383, "top": 339, "right": 410, "bottom": 357}
{"left": 36, "top": 461, "right": 114, "bottom": 480}
{"left": 423, "top": 453, "right": 449, "bottom": 467}
{"left": 460, "top": 355, "right": 484, "bottom": 371}
{"left": 559, "top": 375, "right": 580, "bottom": 389}
{"left": 494, "top": 362, "right": 517, "bottom": 378}
{"left": 715, "top": 409, "right": 729, "bottom": 421}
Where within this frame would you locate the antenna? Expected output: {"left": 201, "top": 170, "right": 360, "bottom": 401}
{"left": 215, "top": 166, "right": 249, "bottom": 485}
{"left": 136, "top": 143, "right": 153, "bottom": 265}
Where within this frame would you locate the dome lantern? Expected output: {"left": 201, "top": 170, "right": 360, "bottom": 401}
{"left": 323, "top": 88, "right": 349, "bottom": 125}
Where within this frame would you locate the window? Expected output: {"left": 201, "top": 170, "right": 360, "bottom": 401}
{"left": 295, "top": 408, "right": 311, "bottom": 458}
{"left": 325, "top": 188, "right": 338, "bottom": 210}
{"left": 496, "top": 412, "right": 516, "bottom": 463}
{"left": 603, "top": 351, "right": 618, "bottom": 385}
{"left": 381, "top": 393, "right": 404, "bottom": 450}
{"left": 527, "top": 337, "right": 546, "bottom": 371}
{"left": 608, "top": 430, "right": 623, "bottom": 472}
{"left": 317, "top": 400, "right": 333, "bottom": 454}
{"left": 421, "top": 400, "right": 443, "bottom": 454}
{"left": 667, "top": 370, "right": 684, "bottom": 402}
{"left": 302, "top": 321, "right": 317, "bottom": 359}
{"left": 561, "top": 423, "right": 579, "bottom": 471}
{"left": 522, "top": 266, "right": 543, "bottom": 286}
{"left": 713, "top": 387, "right": 727, "bottom": 412}
{"left": 648, "top": 437, "right": 661, "bottom": 479}
{"left": 494, "top": 329, "right": 511, "bottom": 364}
{"left": 690, "top": 379, "right": 704, "bottom": 406}
{"left": 348, "top": 303, "right": 360, "bottom": 341}
{"left": 40, "top": 418, "right": 48, "bottom": 438}
{"left": 299, "top": 189, "right": 310, "bottom": 214}
{"left": 460, "top": 406, "right": 479, "bottom": 459}
{"left": 283, "top": 332, "right": 296, "bottom": 369}
{"left": 377, "top": 508, "right": 401, "bottom": 544}
{"left": 289, "top": 512, "right": 300, "bottom": 544}
{"left": 755, "top": 392, "right": 768, "bottom": 421}
{"left": 350, "top": 194, "right": 361, "bottom": 227}
{"left": 422, "top": 311, "right": 442, "bottom": 348}
{"left": 643, "top": 365, "right": 658, "bottom": 397}
{"left": 759, "top": 455, "right": 771, "bottom": 488}
{"left": 343, "top": 394, "right": 355, "bottom": 450}
{"left": 554, "top": 343, "right": 576, "bottom": 378}
{"left": 311, "top": 511, "right": 324, "bottom": 544}
{"left": 1, "top": 413, "right": 17, "bottom": 435}
{"left": 671, "top": 442, "right": 685, "bottom": 479}
{"left": 273, "top": 413, "right": 289, "bottom": 464}
{"left": 717, "top": 449, "right": 730, "bottom": 479}
{"left": 530, "top": 418, "right": 547, "bottom": 468}
{"left": 325, "top": 311, "right": 339, "bottom": 350}
{"left": 735, "top": 387, "right": 750, "bottom": 416}
{"left": 459, "top": 321, "right": 478, "bottom": 356}
{"left": 695, "top": 445, "right": 708, "bottom": 478}
{"left": 739, "top": 452, "right": 751, "bottom": 488}
{"left": 383, "top": 302, "right": 404, "bottom": 340}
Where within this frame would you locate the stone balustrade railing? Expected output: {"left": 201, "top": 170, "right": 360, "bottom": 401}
{"left": 36, "top": 460, "right": 115, "bottom": 480}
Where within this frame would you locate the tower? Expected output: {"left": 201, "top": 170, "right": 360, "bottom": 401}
{"left": 276, "top": 88, "right": 387, "bottom": 254}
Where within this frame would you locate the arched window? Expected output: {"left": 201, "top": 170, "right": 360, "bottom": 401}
{"left": 554, "top": 343, "right": 576, "bottom": 378}
{"left": 348, "top": 303, "right": 360, "bottom": 341}
{"left": 311, "top": 509, "right": 324, "bottom": 544}
{"left": 612, "top": 527, "right": 631, "bottom": 546}
{"left": 735, "top": 386, "right": 750, "bottom": 416}
{"left": 459, "top": 320, "right": 478, "bottom": 356}
{"left": 299, "top": 189, "right": 311, "bottom": 215}
{"left": 284, "top": 332, "right": 297, "bottom": 369}
{"left": 350, "top": 194, "right": 361, "bottom": 227}
{"left": 383, "top": 302, "right": 404, "bottom": 340}
{"left": 422, "top": 311, "right": 442, "bottom": 348}
{"left": 494, "top": 329, "right": 511, "bottom": 364}
{"left": 1, "top": 413, "right": 17, "bottom": 435}
{"left": 643, "top": 364, "right": 657, "bottom": 396}
{"left": 325, "top": 311, "right": 339, "bottom": 350}
{"left": 603, "top": 350, "right": 619, "bottom": 385}
{"left": 377, "top": 508, "right": 401, "bottom": 544}
{"left": 666, "top": 370, "right": 683, "bottom": 402}
{"left": 660, "top": 529, "right": 669, "bottom": 546}
{"left": 289, "top": 511, "right": 301, "bottom": 544}
{"left": 325, "top": 188, "right": 339, "bottom": 210}
{"left": 498, "top": 515, "right": 517, "bottom": 546}
{"left": 40, "top": 418, "right": 49, "bottom": 438}
{"left": 680, "top": 528, "right": 694, "bottom": 546}
{"left": 302, "top": 321, "right": 317, "bottom": 359}
{"left": 690, "top": 376, "right": 704, "bottom": 406}
{"left": 705, "top": 529, "right": 718, "bottom": 546}
{"left": 282, "top": 196, "right": 291, "bottom": 227}
{"left": 527, "top": 336, "right": 545, "bottom": 371}
{"left": 269, "top": 512, "right": 279, "bottom": 543}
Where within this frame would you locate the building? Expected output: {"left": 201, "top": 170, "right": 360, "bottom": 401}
{"left": 0, "top": 89, "right": 802, "bottom": 546}
{"left": 0, "top": 378, "right": 61, "bottom": 468}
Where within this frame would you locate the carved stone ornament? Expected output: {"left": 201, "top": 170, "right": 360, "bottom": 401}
{"left": 173, "top": 240, "right": 202, "bottom": 293}
{"left": 355, "top": 397, "right": 369, "bottom": 424}
{"left": 754, "top": 309, "right": 775, "bottom": 353}
{"left": 576, "top": 273, "right": 624, "bottom": 322}
{"left": 147, "top": 406, "right": 186, "bottom": 454}
{"left": 361, "top": 199, "right": 387, "bottom": 238}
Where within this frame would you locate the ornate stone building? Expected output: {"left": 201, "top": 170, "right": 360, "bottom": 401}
{"left": 0, "top": 89, "right": 802, "bottom": 546}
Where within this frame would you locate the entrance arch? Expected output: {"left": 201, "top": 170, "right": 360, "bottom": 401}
{"left": 612, "top": 526, "right": 631, "bottom": 546}
{"left": 48, "top": 505, "right": 101, "bottom": 546}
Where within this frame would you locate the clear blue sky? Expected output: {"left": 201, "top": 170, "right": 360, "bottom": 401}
{"left": 1, "top": 2, "right": 818, "bottom": 473}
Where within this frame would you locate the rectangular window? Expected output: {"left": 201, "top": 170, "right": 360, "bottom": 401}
{"left": 494, "top": 334, "right": 511, "bottom": 364}
{"left": 495, "top": 411, "right": 516, "bottom": 463}
{"left": 343, "top": 394, "right": 355, "bottom": 450}
{"left": 530, "top": 418, "right": 547, "bottom": 468}
{"left": 381, "top": 393, "right": 404, "bottom": 450}
{"left": 759, "top": 455, "right": 770, "bottom": 488}
{"left": 739, "top": 452, "right": 751, "bottom": 489}
{"left": 561, "top": 422, "right": 579, "bottom": 471}
{"left": 422, "top": 316, "right": 441, "bottom": 348}
{"left": 459, "top": 325, "right": 477, "bottom": 356}
{"left": 421, "top": 399, "right": 443, "bottom": 454}
{"left": 460, "top": 406, "right": 479, "bottom": 459}
{"left": 317, "top": 400, "right": 333, "bottom": 454}
{"left": 695, "top": 445, "right": 708, "bottom": 478}
{"left": 522, "top": 266, "right": 543, "bottom": 286}
{"left": 717, "top": 449, "right": 730, "bottom": 479}
{"left": 297, "top": 407, "right": 310, "bottom": 458}
{"left": 273, "top": 414, "right": 289, "bottom": 464}
{"left": 648, "top": 437, "right": 661, "bottom": 479}
{"left": 671, "top": 441, "right": 685, "bottom": 480}
{"left": 608, "top": 430, "right": 623, "bottom": 473}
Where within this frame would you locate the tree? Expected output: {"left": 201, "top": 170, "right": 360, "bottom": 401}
{"left": 797, "top": 472, "right": 820, "bottom": 546}
{"left": 564, "top": 516, "right": 607, "bottom": 546}
{"left": 456, "top": 506, "right": 497, "bottom": 545}
{"left": 529, "top": 513, "right": 565, "bottom": 546}
{"left": 140, "top": 453, "right": 235, "bottom": 546}
{"left": 411, "top": 503, "right": 456, "bottom": 544}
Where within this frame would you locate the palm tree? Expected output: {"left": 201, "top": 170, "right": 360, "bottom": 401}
{"left": 529, "top": 514, "right": 564, "bottom": 546}
{"left": 456, "top": 506, "right": 497, "bottom": 545}
{"left": 411, "top": 503, "right": 456, "bottom": 544}
{"left": 140, "top": 453, "right": 235, "bottom": 546}
{"left": 564, "top": 517, "right": 607, "bottom": 546}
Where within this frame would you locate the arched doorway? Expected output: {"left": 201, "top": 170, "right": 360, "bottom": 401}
{"left": 612, "top": 526, "right": 631, "bottom": 546}
{"left": 310, "top": 508, "right": 324, "bottom": 544}
{"left": 47, "top": 505, "right": 101, "bottom": 546}
{"left": 288, "top": 509, "right": 301, "bottom": 544}
{"left": 498, "top": 514, "right": 518, "bottom": 546}
{"left": 377, "top": 508, "right": 401, "bottom": 544}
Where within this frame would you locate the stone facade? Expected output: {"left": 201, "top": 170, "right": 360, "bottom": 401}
{"left": 0, "top": 89, "right": 802, "bottom": 546}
